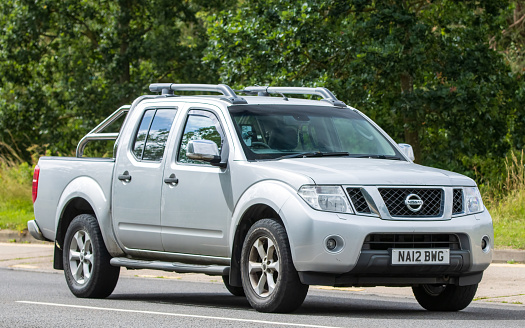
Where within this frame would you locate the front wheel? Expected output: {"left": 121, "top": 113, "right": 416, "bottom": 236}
{"left": 241, "top": 219, "right": 309, "bottom": 313}
{"left": 63, "top": 214, "right": 120, "bottom": 298}
{"left": 412, "top": 283, "right": 478, "bottom": 311}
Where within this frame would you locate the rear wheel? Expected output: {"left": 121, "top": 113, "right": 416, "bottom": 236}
{"left": 222, "top": 275, "right": 245, "bottom": 296}
{"left": 241, "top": 219, "right": 309, "bottom": 313}
{"left": 412, "top": 283, "right": 478, "bottom": 311}
{"left": 63, "top": 214, "right": 120, "bottom": 298}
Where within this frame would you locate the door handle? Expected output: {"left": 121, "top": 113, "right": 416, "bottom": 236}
{"left": 118, "top": 171, "right": 132, "bottom": 182}
{"left": 164, "top": 173, "right": 179, "bottom": 185}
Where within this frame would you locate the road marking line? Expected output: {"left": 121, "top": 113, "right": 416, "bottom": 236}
{"left": 17, "top": 301, "right": 343, "bottom": 328}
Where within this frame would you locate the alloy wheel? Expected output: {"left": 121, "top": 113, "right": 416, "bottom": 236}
{"left": 68, "top": 230, "right": 93, "bottom": 285}
{"left": 248, "top": 236, "right": 280, "bottom": 297}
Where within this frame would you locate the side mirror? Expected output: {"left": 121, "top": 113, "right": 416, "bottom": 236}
{"left": 187, "top": 140, "right": 224, "bottom": 166}
{"left": 398, "top": 143, "right": 415, "bottom": 161}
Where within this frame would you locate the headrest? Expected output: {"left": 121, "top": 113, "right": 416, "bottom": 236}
{"left": 269, "top": 127, "right": 298, "bottom": 150}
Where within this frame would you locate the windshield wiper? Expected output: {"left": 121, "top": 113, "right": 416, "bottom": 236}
{"left": 355, "top": 154, "right": 403, "bottom": 160}
{"left": 276, "top": 152, "right": 349, "bottom": 160}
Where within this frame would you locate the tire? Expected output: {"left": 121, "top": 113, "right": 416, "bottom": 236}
{"left": 412, "top": 283, "right": 478, "bottom": 311}
{"left": 222, "top": 275, "right": 245, "bottom": 297}
{"left": 241, "top": 219, "right": 309, "bottom": 313}
{"left": 63, "top": 214, "right": 120, "bottom": 298}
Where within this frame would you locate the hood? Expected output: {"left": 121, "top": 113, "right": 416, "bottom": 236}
{"left": 254, "top": 158, "right": 475, "bottom": 186}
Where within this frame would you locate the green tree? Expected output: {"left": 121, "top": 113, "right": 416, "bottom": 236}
{"left": 492, "top": 1, "right": 525, "bottom": 154}
{"left": 0, "top": 0, "right": 232, "bottom": 159}
{"left": 492, "top": 0, "right": 525, "bottom": 72}
{"left": 206, "top": 0, "right": 518, "bottom": 176}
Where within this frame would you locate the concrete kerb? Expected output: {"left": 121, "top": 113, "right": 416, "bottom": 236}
{"left": 0, "top": 229, "right": 524, "bottom": 263}
{"left": 0, "top": 229, "right": 47, "bottom": 244}
{"left": 492, "top": 249, "right": 525, "bottom": 263}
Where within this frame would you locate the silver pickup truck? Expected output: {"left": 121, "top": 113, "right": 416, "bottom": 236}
{"left": 30, "top": 83, "right": 493, "bottom": 313}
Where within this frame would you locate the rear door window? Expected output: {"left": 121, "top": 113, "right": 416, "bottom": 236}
{"left": 132, "top": 108, "right": 177, "bottom": 162}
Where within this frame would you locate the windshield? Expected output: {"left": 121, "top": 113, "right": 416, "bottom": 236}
{"left": 229, "top": 105, "right": 403, "bottom": 161}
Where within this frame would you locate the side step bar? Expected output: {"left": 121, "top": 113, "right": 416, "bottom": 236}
{"left": 110, "top": 257, "right": 229, "bottom": 276}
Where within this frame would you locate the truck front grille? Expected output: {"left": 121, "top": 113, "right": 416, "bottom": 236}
{"left": 452, "top": 189, "right": 464, "bottom": 214}
{"left": 346, "top": 188, "right": 371, "bottom": 214}
{"left": 378, "top": 188, "right": 443, "bottom": 217}
{"left": 362, "top": 234, "right": 462, "bottom": 250}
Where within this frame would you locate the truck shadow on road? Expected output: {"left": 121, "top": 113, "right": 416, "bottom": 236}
{"left": 298, "top": 297, "right": 525, "bottom": 321}
{"left": 110, "top": 292, "right": 252, "bottom": 310}
{"left": 108, "top": 292, "right": 525, "bottom": 320}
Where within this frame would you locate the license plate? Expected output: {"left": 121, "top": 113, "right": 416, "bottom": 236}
{"left": 391, "top": 248, "right": 450, "bottom": 265}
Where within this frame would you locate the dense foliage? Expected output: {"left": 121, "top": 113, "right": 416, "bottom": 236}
{"left": 206, "top": 0, "right": 524, "bottom": 185}
{"left": 0, "top": 0, "right": 233, "bottom": 158}
{"left": 0, "top": 0, "right": 524, "bottom": 247}
{"left": 0, "top": 0, "right": 524, "bottom": 188}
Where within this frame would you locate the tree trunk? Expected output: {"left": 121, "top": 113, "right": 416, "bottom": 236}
{"left": 118, "top": 0, "right": 131, "bottom": 84}
{"left": 400, "top": 72, "right": 421, "bottom": 163}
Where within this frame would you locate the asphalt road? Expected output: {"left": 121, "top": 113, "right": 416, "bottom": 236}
{"left": 1, "top": 267, "right": 524, "bottom": 328}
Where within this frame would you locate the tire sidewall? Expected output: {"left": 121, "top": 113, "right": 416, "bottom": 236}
{"left": 63, "top": 214, "right": 103, "bottom": 297}
{"left": 240, "top": 219, "right": 292, "bottom": 312}
{"left": 412, "top": 283, "right": 478, "bottom": 311}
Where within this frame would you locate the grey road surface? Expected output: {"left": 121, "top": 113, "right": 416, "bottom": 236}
{"left": 1, "top": 243, "right": 525, "bottom": 327}
{"left": 1, "top": 267, "right": 524, "bottom": 328}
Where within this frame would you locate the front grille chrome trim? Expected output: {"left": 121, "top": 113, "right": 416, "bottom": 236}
{"left": 342, "top": 186, "right": 465, "bottom": 220}
{"left": 378, "top": 187, "right": 444, "bottom": 218}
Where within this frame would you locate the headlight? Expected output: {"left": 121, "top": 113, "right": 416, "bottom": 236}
{"left": 298, "top": 185, "right": 354, "bottom": 214}
{"left": 465, "top": 187, "right": 485, "bottom": 214}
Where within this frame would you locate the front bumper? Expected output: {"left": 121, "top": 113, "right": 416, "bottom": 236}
{"left": 279, "top": 195, "right": 493, "bottom": 282}
{"left": 298, "top": 270, "right": 484, "bottom": 287}
{"left": 298, "top": 249, "right": 482, "bottom": 287}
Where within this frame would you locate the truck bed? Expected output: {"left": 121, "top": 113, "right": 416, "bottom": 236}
{"left": 33, "top": 157, "right": 115, "bottom": 241}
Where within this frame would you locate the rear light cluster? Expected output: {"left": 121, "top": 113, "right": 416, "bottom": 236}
{"left": 32, "top": 165, "right": 40, "bottom": 203}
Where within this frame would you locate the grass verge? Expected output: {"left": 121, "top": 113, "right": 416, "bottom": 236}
{"left": 487, "top": 189, "right": 525, "bottom": 249}
{"left": 485, "top": 151, "right": 525, "bottom": 249}
{"left": 0, "top": 159, "right": 34, "bottom": 231}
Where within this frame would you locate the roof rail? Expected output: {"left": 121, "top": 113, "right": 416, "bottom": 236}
{"left": 243, "top": 86, "right": 346, "bottom": 107}
{"left": 149, "top": 83, "right": 247, "bottom": 105}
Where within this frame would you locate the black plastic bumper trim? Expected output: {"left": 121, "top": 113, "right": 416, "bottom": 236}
{"left": 297, "top": 249, "right": 479, "bottom": 287}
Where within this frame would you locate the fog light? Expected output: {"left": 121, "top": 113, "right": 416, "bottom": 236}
{"left": 481, "top": 236, "right": 490, "bottom": 253}
{"left": 324, "top": 235, "right": 345, "bottom": 253}
{"left": 326, "top": 238, "right": 337, "bottom": 251}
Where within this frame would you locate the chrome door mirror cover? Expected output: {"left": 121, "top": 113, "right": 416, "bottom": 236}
{"left": 398, "top": 143, "right": 415, "bottom": 161}
{"left": 187, "top": 140, "right": 221, "bottom": 162}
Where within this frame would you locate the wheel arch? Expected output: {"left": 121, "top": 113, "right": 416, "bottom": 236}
{"left": 56, "top": 197, "right": 95, "bottom": 247}
{"left": 230, "top": 203, "right": 282, "bottom": 287}
{"left": 54, "top": 177, "right": 124, "bottom": 270}
{"left": 228, "top": 180, "right": 297, "bottom": 287}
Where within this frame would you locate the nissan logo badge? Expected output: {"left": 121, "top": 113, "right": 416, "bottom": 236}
{"left": 405, "top": 193, "right": 423, "bottom": 212}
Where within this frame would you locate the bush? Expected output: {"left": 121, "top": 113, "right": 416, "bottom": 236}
{"left": 485, "top": 150, "right": 525, "bottom": 249}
